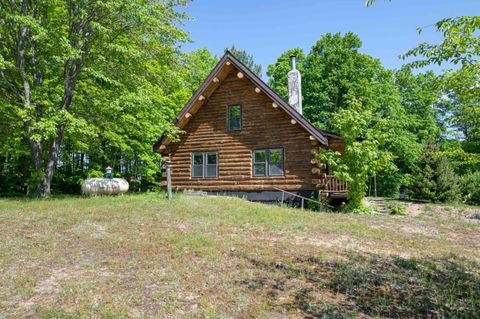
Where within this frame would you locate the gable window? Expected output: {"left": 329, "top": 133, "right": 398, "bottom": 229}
{"left": 253, "top": 148, "right": 284, "bottom": 176}
{"left": 228, "top": 105, "right": 242, "bottom": 131}
{"left": 192, "top": 152, "right": 218, "bottom": 178}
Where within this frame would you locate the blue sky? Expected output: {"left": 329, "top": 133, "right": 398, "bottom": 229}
{"left": 182, "top": 0, "right": 479, "bottom": 78}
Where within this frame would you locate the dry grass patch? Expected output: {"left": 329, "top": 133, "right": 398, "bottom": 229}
{"left": 0, "top": 194, "right": 479, "bottom": 318}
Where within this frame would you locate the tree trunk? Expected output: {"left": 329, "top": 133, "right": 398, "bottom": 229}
{"left": 28, "top": 140, "right": 42, "bottom": 172}
{"left": 35, "top": 123, "right": 67, "bottom": 196}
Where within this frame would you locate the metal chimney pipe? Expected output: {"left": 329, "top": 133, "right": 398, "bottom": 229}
{"left": 290, "top": 55, "right": 296, "bottom": 70}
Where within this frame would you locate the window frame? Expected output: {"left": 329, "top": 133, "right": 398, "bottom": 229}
{"left": 252, "top": 148, "right": 285, "bottom": 177}
{"left": 227, "top": 104, "right": 242, "bottom": 131}
{"left": 253, "top": 149, "right": 267, "bottom": 177}
{"left": 191, "top": 151, "right": 218, "bottom": 178}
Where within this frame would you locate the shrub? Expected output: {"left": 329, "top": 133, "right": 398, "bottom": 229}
{"left": 460, "top": 171, "right": 480, "bottom": 205}
{"left": 307, "top": 195, "right": 332, "bottom": 212}
{"left": 387, "top": 203, "right": 407, "bottom": 215}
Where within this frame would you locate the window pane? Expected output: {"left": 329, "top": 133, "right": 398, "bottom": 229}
{"left": 228, "top": 105, "right": 241, "bottom": 130}
{"left": 269, "top": 162, "right": 283, "bottom": 176}
{"left": 254, "top": 150, "right": 266, "bottom": 163}
{"left": 229, "top": 105, "right": 241, "bottom": 118}
{"left": 269, "top": 149, "right": 282, "bottom": 164}
{"left": 193, "top": 165, "right": 203, "bottom": 177}
{"left": 206, "top": 164, "right": 217, "bottom": 177}
{"left": 269, "top": 149, "right": 284, "bottom": 176}
{"left": 254, "top": 163, "right": 266, "bottom": 176}
{"left": 207, "top": 152, "right": 217, "bottom": 165}
{"left": 193, "top": 153, "right": 203, "bottom": 165}
{"left": 229, "top": 118, "right": 241, "bottom": 130}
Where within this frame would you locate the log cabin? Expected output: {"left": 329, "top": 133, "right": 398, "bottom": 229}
{"left": 153, "top": 51, "right": 347, "bottom": 204}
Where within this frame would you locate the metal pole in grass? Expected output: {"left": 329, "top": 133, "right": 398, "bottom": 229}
{"left": 165, "top": 160, "right": 172, "bottom": 200}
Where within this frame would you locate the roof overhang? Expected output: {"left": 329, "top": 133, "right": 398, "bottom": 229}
{"left": 153, "top": 51, "right": 329, "bottom": 153}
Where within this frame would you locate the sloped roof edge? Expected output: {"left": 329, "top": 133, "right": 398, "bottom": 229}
{"left": 153, "top": 51, "right": 329, "bottom": 152}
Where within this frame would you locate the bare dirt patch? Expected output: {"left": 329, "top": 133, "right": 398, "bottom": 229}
{"left": 1, "top": 194, "right": 479, "bottom": 318}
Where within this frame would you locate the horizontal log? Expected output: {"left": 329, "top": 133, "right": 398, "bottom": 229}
{"left": 161, "top": 69, "right": 342, "bottom": 191}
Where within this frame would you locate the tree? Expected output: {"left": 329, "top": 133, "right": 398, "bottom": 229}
{"left": 268, "top": 33, "right": 398, "bottom": 131}
{"left": 181, "top": 48, "right": 219, "bottom": 95}
{"left": 460, "top": 171, "right": 480, "bottom": 205}
{"left": 225, "top": 45, "right": 262, "bottom": 77}
{"left": 402, "top": 16, "right": 480, "bottom": 194}
{"left": 394, "top": 67, "right": 443, "bottom": 142}
{"left": 319, "top": 99, "right": 393, "bottom": 213}
{"left": 0, "top": 0, "right": 190, "bottom": 196}
{"left": 268, "top": 33, "right": 423, "bottom": 197}
{"left": 267, "top": 48, "right": 306, "bottom": 101}
{"left": 410, "top": 139, "right": 459, "bottom": 203}
{"left": 403, "top": 16, "right": 480, "bottom": 140}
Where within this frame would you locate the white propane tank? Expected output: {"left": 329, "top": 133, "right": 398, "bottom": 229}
{"left": 81, "top": 178, "right": 129, "bottom": 195}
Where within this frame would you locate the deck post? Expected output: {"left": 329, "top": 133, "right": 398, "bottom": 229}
{"left": 301, "top": 198, "right": 304, "bottom": 210}
{"left": 165, "top": 160, "right": 172, "bottom": 200}
{"left": 281, "top": 192, "right": 284, "bottom": 205}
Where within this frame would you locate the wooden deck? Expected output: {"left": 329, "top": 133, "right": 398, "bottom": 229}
{"left": 321, "top": 175, "right": 348, "bottom": 193}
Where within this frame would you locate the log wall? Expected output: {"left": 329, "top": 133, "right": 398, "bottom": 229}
{"left": 164, "top": 69, "right": 334, "bottom": 191}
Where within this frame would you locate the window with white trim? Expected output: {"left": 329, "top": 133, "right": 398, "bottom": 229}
{"left": 192, "top": 152, "right": 218, "bottom": 178}
{"left": 253, "top": 148, "right": 284, "bottom": 176}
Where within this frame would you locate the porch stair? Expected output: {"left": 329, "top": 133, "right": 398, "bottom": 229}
{"left": 366, "top": 197, "right": 387, "bottom": 214}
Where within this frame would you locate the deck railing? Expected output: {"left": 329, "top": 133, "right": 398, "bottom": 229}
{"left": 273, "top": 187, "right": 333, "bottom": 211}
{"left": 322, "top": 175, "right": 348, "bottom": 193}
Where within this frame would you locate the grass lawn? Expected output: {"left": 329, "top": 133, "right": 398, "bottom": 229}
{"left": 1, "top": 194, "right": 479, "bottom": 318}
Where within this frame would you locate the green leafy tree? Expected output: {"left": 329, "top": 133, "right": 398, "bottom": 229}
{"left": 0, "top": 0, "right": 190, "bottom": 196}
{"left": 181, "top": 48, "right": 219, "bottom": 95}
{"left": 225, "top": 45, "right": 262, "bottom": 77}
{"left": 268, "top": 33, "right": 426, "bottom": 197}
{"left": 394, "top": 67, "right": 443, "bottom": 142}
{"left": 372, "top": 67, "right": 445, "bottom": 195}
{"left": 402, "top": 16, "right": 480, "bottom": 196}
{"left": 303, "top": 33, "right": 386, "bottom": 129}
{"left": 460, "top": 171, "right": 480, "bottom": 205}
{"left": 268, "top": 33, "right": 400, "bottom": 131}
{"left": 40, "top": 47, "right": 217, "bottom": 194}
{"left": 410, "top": 140, "right": 459, "bottom": 203}
{"left": 267, "top": 48, "right": 306, "bottom": 101}
{"left": 403, "top": 16, "right": 480, "bottom": 141}
{"left": 319, "top": 99, "right": 393, "bottom": 213}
